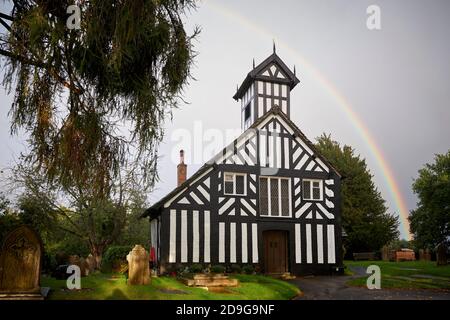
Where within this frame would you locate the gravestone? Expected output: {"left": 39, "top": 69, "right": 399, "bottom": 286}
{"left": 85, "top": 254, "right": 96, "bottom": 274}
{"left": 381, "top": 246, "right": 389, "bottom": 261}
{"left": 419, "top": 249, "right": 431, "bottom": 261}
{"left": 436, "top": 242, "right": 447, "bottom": 266}
{"left": 80, "top": 257, "right": 89, "bottom": 276}
{"left": 424, "top": 248, "right": 432, "bottom": 261}
{"left": 0, "top": 226, "right": 43, "bottom": 300}
{"left": 68, "top": 255, "right": 87, "bottom": 277}
{"left": 126, "top": 245, "right": 150, "bottom": 285}
{"left": 419, "top": 249, "right": 425, "bottom": 260}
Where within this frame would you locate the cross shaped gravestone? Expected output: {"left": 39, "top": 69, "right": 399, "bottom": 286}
{"left": 0, "top": 226, "right": 44, "bottom": 300}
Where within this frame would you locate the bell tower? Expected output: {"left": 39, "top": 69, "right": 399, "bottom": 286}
{"left": 233, "top": 45, "right": 300, "bottom": 130}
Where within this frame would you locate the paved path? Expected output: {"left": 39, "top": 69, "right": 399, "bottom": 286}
{"left": 289, "top": 267, "right": 450, "bottom": 300}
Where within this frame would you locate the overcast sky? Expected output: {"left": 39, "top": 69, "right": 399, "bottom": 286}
{"left": 1, "top": 0, "right": 449, "bottom": 239}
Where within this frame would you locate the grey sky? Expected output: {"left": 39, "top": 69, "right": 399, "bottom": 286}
{"left": 1, "top": 0, "right": 449, "bottom": 239}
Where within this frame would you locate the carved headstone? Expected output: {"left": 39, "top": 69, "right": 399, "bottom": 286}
{"left": 126, "top": 245, "right": 150, "bottom": 285}
{"left": 0, "top": 226, "right": 43, "bottom": 300}
{"left": 436, "top": 242, "right": 447, "bottom": 266}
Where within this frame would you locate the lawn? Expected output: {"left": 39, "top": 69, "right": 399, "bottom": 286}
{"left": 345, "top": 260, "right": 450, "bottom": 290}
{"left": 41, "top": 273, "right": 300, "bottom": 300}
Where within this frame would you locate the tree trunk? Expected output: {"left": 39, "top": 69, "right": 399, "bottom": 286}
{"left": 90, "top": 245, "right": 104, "bottom": 270}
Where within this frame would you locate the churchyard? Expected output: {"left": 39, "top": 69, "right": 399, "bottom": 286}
{"left": 1, "top": 225, "right": 449, "bottom": 300}
{"left": 41, "top": 273, "right": 300, "bottom": 300}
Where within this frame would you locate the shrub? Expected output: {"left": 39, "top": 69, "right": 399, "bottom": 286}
{"left": 176, "top": 265, "right": 190, "bottom": 277}
{"left": 102, "top": 245, "right": 133, "bottom": 273}
{"left": 42, "top": 250, "right": 58, "bottom": 273}
{"left": 242, "top": 265, "right": 255, "bottom": 274}
{"left": 54, "top": 251, "right": 69, "bottom": 265}
{"left": 103, "top": 245, "right": 133, "bottom": 265}
{"left": 230, "top": 264, "right": 241, "bottom": 274}
{"left": 189, "top": 264, "right": 203, "bottom": 273}
{"left": 210, "top": 265, "right": 226, "bottom": 274}
{"left": 100, "top": 261, "right": 113, "bottom": 274}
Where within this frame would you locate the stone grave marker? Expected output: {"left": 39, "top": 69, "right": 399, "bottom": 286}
{"left": 419, "top": 249, "right": 431, "bottom": 261}
{"left": 126, "top": 245, "right": 150, "bottom": 285}
{"left": 0, "top": 226, "right": 43, "bottom": 300}
{"left": 85, "top": 254, "right": 96, "bottom": 273}
{"left": 68, "top": 255, "right": 87, "bottom": 277}
{"left": 436, "top": 242, "right": 447, "bottom": 266}
{"left": 381, "top": 245, "right": 389, "bottom": 261}
{"left": 419, "top": 249, "right": 425, "bottom": 260}
{"left": 424, "top": 248, "right": 432, "bottom": 261}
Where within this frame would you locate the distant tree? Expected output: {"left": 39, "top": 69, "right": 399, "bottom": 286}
{"left": 11, "top": 163, "right": 148, "bottom": 267}
{"left": 409, "top": 150, "right": 450, "bottom": 250}
{"left": 16, "top": 192, "right": 59, "bottom": 245}
{"left": 315, "top": 134, "right": 400, "bottom": 255}
{"left": 0, "top": 193, "right": 21, "bottom": 242}
{"left": 0, "top": 1, "right": 200, "bottom": 197}
{"left": 115, "top": 189, "right": 149, "bottom": 247}
{"left": 387, "top": 239, "right": 413, "bottom": 251}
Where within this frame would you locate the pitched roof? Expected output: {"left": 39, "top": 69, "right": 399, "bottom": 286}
{"left": 141, "top": 106, "right": 341, "bottom": 218}
{"left": 233, "top": 52, "right": 300, "bottom": 100}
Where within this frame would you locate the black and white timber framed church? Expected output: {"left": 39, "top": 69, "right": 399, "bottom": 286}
{"left": 143, "top": 50, "right": 344, "bottom": 275}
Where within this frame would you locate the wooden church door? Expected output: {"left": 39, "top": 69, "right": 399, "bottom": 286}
{"left": 263, "top": 231, "right": 288, "bottom": 273}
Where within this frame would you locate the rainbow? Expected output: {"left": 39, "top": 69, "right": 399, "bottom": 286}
{"left": 205, "top": 0, "right": 412, "bottom": 239}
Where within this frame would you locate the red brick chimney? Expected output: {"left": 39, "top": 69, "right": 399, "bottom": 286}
{"left": 177, "top": 150, "right": 187, "bottom": 186}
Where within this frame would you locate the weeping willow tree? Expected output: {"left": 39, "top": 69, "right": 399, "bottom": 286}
{"left": 0, "top": 0, "right": 199, "bottom": 196}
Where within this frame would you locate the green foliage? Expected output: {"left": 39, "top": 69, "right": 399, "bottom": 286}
{"left": 101, "top": 245, "right": 133, "bottom": 273}
{"left": 230, "top": 264, "right": 242, "bottom": 274}
{"left": 189, "top": 264, "right": 203, "bottom": 273}
{"left": 17, "top": 193, "right": 58, "bottom": 245}
{"left": 42, "top": 250, "right": 58, "bottom": 273}
{"left": 409, "top": 150, "right": 450, "bottom": 249}
{"left": 0, "top": 193, "right": 21, "bottom": 243}
{"left": 11, "top": 162, "right": 152, "bottom": 266}
{"left": 210, "top": 265, "right": 226, "bottom": 274}
{"left": 315, "top": 134, "right": 400, "bottom": 254}
{"left": 103, "top": 245, "right": 133, "bottom": 265}
{"left": 242, "top": 265, "right": 255, "bottom": 275}
{"left": 1, "top": 1, "right": 200, "bottom": 197}
{"left": 388, "top": 239, "right": 414, "bottom": 251}
{"left": 115, "top": 190, "right": 149, "bottom": 246}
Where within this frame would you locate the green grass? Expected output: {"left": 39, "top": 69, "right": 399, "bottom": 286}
{"left": 41, "top": 273, "right": 300, "bottom": 300}
{"left": 345, "top": 260, "right": 450, "bottom": 290}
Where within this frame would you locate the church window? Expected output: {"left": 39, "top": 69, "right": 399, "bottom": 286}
{"left": 303, "top": 179, "right": 323, "bottom": 201}
{"left": 224, "top": 173, "right": 247, "bottom": 196}
{"left": 259, "top": 177, "right": 291, "bottom": 217}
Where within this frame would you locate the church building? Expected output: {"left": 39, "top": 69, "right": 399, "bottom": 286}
{"left": 142, "top": 50, "right": 344, "bottom": 275}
